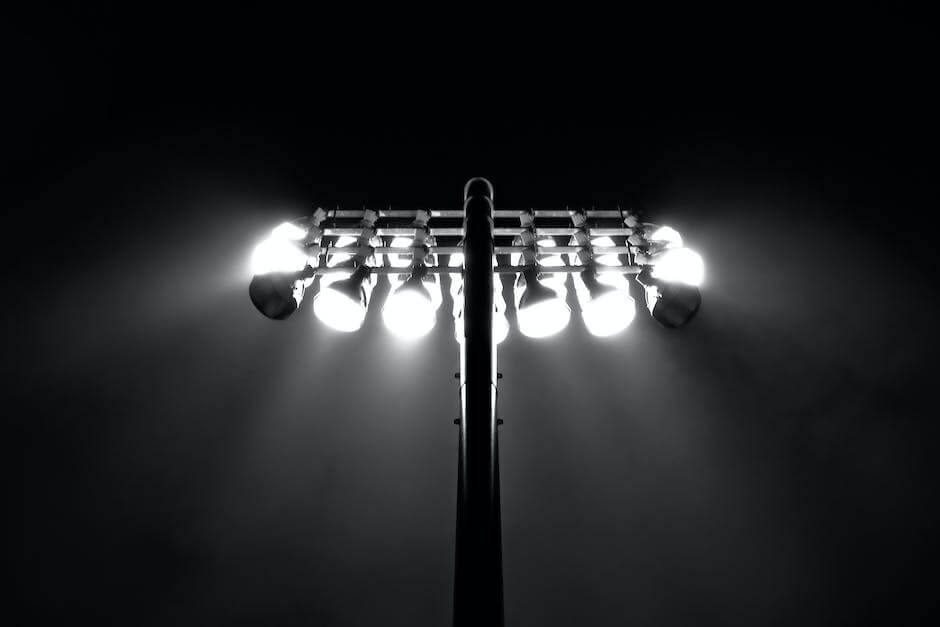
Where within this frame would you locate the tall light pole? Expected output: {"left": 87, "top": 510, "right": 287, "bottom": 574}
{"left": 247, "top": 178, "right": 704, "bottom": 625}
{"left": 455, "top": 178, "right": 503, "bottom": 626}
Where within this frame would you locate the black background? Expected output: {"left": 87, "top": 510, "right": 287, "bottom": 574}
{"left": 10, "top": 7, "right": 939, "bottom": 626}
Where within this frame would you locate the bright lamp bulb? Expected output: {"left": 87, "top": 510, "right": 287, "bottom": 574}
{"left": 515, "top": 269, "right": 570, "bottom": 338}
{"left": 591, "top": 236, "right": 621, "bottom": 267}
{"left": 517, "top": 298, "right": 571, "bottom": 338}
{"left": 250, "top": 237, "right": 309, "bottom": 275}
{"left": 387, "top": 237, "right": 414, "bottom": 269}
{"left": 538, "top": 240, "right": 566, "bottom": 268}
{"left": 326, "top": 235, "right": 360, "bottom": 267}
{"left": 574, "top": 270, "right": 635, "bottom": 337}
{"left": 313, "top": 267, "right": 371, "bottom": 332}
{"left": 271, "top": 222, "right": 307, "bottom": 240}
{"left": 650, "top": 248, "right": 704, "bottom": 286}
{"left": 313, "top": 287, "right": 367, "bottom": 332}
{"left": 649, "top": 226, "right": 683, "bottom": 248}
{"left": 581, "top": 289, "right": 635, "bottom": 337}
{"left": 383, "top": 287, "right": 437, "bottom": 339}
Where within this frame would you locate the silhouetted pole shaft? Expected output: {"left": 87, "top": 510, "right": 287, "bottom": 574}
{"left": 454, "top": 178, "right": 503, "bottom": 627}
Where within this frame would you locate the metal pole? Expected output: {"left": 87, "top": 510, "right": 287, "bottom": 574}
{"left": 454, "top": 178, "right": 503, "bottom": 627}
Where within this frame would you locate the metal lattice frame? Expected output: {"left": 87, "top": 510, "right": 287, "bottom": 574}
{"left": 290, "top": 207, "right": 672, "bottom": 275}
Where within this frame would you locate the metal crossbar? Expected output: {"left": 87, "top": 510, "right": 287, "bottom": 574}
{"left": 321, "top": 227, "right": 634, "bottom": 237}
{"left": 301, "top": 204, "right": 652, "bottom": 276}
{"left": 318, "top": 245, "right": 633, "bottom": 256}
{"left": 312, "top": 264, "right": 642, "bottom": 275}
{"left": 323, "top": 209, "right": 627, "bottom": 219}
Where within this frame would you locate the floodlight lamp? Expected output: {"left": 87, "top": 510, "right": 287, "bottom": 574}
{"left": 515, "top": 268, "right": 570, "bottom": 338}
{"left": 592, "top": 236, "right": 623, "bottom": 267}
{"left": 270, "top": 221, "right": 307, "bottom": 240}
{"left": 575, "top": 268, "right": 635, "bottom": 337}
{"left": 249, "top": 222, "right": 311, "bottom": 275}
{"left": 649, "top": 225, "right": 683, "bottom": 248}
{"left": 387, "top": 236, "right": 414, "bottom": 270}
{"left": 313, "top": 265, "right": 371, "bottom": 332}
{"left": 326, "top": 235, "right": 366, "bottom": 268}
{"left": 636, "top": 269, "right": 701, "bottom": 328}
{"left": 580, "top": 268, "right": 617, "bottom": 300}
{"left": 512, "top": 238, "right": 565, "bottom": 272}
{"left": 566, "top": 235, "right": 621, "bottom": 267}
{"left": 649, "top": 247, "right": 705, "bottom": 286}
{"left": 249, "top": 270, "right": 309, "bottom": 320}
{"left": 537, "top": 239, "right": 566, "bottom": 269}
{"left": 383, "top": 266, "right": 439, "bottom": 339}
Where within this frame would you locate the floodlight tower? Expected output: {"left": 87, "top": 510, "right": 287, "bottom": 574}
{"left": 247, "top": 178, "right": 704, "bottom": 626}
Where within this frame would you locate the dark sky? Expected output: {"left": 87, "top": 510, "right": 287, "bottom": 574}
{"left": 10, "top": 9, "right": 939, "bottom": 627}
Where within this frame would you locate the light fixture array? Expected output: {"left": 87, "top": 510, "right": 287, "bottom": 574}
{"left": 249, "top": 207, "right": 704, "bottom": 337}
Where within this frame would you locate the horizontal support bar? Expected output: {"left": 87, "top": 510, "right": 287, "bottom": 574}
{"left": 319, "top": 246, "right": 633, "bottom": 256}
{"left": 323, "top": 209, "right": 626, "bottom": 219}
{"left": 312, "top": 264, "right": 642, "bottom": 275}
{"left": 322, "top": 227, "right": 634, "bottom": 237}
{"left": 527, "top": 227, "right": 634, "bottom": 236}
{"left": 494, "top": 265, "right": 642, "bottom": 275}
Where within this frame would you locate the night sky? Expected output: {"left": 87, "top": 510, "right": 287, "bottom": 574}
{"left": 11, "top": 10, "right": 938, "bottom": 626}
